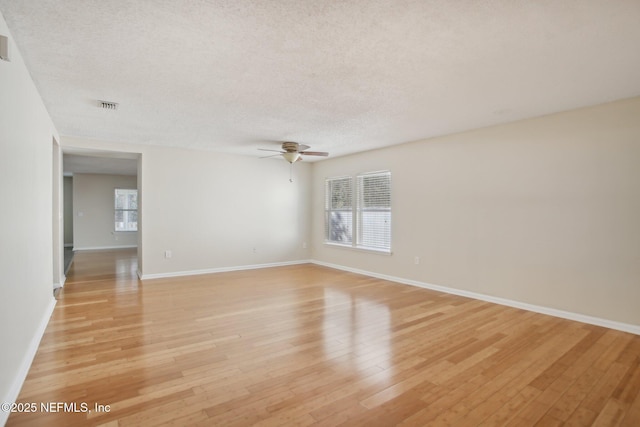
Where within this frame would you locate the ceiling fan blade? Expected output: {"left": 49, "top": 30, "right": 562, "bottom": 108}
{"left": 258, "top": 148, "right": 284, "bottom": 153}
{"left": 297, "top": 144, "right": 310, "bottom": 152}
{"left": 259, "top": 154, "right": 282, "bottom": 159}
{"left": 300, "top": 151, "right": 329, "bottom": 156}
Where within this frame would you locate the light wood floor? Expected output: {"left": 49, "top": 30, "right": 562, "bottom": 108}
{"left": 8, "top": 249, "right": 640, "bottom": 426}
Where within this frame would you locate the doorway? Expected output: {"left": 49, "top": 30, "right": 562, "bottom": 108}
{"left": 58, "top": 148, "right": 142, "bottom": 283}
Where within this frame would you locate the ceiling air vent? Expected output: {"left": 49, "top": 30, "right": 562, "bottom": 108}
{"left": 99, "top": 100, "right": 119, "bottom": 110}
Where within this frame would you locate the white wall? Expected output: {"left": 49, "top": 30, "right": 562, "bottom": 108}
{"left": 312, "top": 97, "right": 640, "bottom": 328}
{"left": 72, "top": 173, "right": 138, "bottom": 250}
{"left": 62, "top": 137, "right": 312, "bottom": 277}
{"left": 0, "top": 11, "right": 58, "bottom": 422}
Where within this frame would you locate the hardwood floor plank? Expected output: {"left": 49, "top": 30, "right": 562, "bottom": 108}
{"left": 621, "top": 385, "right": 640, "bottom": 425}
{"left": 612, "top": 356, "right": 640, "bottom": 404}
{"left": 564, "top": 406, "right": 599, "bottom": 426}
{"left": 7, "top": 248, "right": 640, "bottom": 426}
{"left": 591, "top": 398, "right": 626, "bottom": 426}
{"left": 478, "top": 385, "right": 542, "bottom": 426}
{"left": 580, "top": 363, "right": 630, "bottom": 415}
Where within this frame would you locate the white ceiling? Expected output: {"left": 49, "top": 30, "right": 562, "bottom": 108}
{"left": 2, "top": 0, "right": 640, "bottom": 161}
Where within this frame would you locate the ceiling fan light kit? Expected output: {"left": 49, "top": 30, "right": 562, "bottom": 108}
{"left": 282, "top": 152, "right": 301, "bottom": 163}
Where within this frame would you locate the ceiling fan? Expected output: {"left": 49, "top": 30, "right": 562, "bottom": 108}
{"left": 259, "top": 142, "right": 329, "bottom": 163}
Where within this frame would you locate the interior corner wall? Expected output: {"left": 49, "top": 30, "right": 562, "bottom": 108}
{"left": 311, "top": 96, "right": 640, "bottom": 327}
{"left": 72, "top": 173, "right": 138, "bottom": 250}
{"left": 0, "top": 10, "right": 58, "bottom": 419}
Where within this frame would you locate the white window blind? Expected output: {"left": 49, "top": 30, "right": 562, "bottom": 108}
{"left": 325, "top": 171, "right": 391, "bottom": 252}
{"left": 115, "top": 189, "right": 138, "bottom": 232}
{"left": 357, "top": 171, "right": 391, "bottom": 251}
{"left": 325, "top": 177, "right": 353, "bottom": 244}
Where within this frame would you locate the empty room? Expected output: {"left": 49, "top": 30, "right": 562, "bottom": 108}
{"left": 1, "top": 1, "right": 639, "bottom": 426}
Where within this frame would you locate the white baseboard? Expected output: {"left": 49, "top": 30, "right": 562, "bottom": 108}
{"left": 140, "top": 259, "right": 312, "bottom": 280}
{"left": 311, "top": 260, "right": 640, "bottom": 336}
{"left": 1, "top": 297, "right": 56, "bottom": 426}
{"left": 73, "top": 245, "right": 137, "bottom": 251}
{"left": 53, "top": 275, "right": 66, "bottom": 289}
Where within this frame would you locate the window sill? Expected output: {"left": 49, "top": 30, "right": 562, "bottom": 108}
{"left": 324, "top": 242, "right": 392, "bottom": 256}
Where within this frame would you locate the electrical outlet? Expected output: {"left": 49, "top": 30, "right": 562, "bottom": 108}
{"left": 414, "top": 256, "right": 420, "bottom": 265}
{"left": 165, "top": 250, "right": 172, "bottom": 259}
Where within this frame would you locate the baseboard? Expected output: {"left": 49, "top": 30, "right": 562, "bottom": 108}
{"left": 73, "top": 245, "right": 137, "bottom": 251}
{"left": 140, "top": 259, "right": 312, "bottom": 280}
{"left": 53, "top": 275, "right": 66, "bottom": 289}
{"left": 1, "top": 297, "right": 56, "bottom": 426}
{"left": 311, "top": 260, "right": 640, "bottom": 336}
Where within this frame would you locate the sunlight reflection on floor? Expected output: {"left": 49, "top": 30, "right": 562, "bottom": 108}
{"left": 322, "top": 288, "right": 391, "bottom": 382}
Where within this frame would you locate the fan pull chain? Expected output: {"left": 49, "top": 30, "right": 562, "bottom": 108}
{"left": 289, "top": 163, "right": 293, "bottom": 183}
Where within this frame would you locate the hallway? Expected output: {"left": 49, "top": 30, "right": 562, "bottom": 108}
{"left": 64, "top": 248, "right": 138, "bottom": 285}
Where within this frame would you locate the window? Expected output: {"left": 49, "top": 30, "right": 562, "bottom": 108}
{"left": 325, "top": 171, "right": 391, "bottom": 252}
{"left": 325, "top": 177, "right": 353, "bottom": 244}
{"left": 115, "top": 189, "right": 138, "bottom": 231}
{"left": 357, "top": 171, "right": 391, "bottom": 251}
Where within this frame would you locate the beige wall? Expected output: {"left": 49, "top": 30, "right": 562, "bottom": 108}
{"left": 312, "top": 97, "right": 640, "bottom": 327}
{"left": 140, "top": 146, "right": 311, "bottom": 276}
{"left": 72, "top": 174, "right": 138, "bottom": 250}
{"left": 0, "top": 11, "right": 58, "bottom": 419}
{"left": 62, "top": 137, "right": 312, "bottom": 277}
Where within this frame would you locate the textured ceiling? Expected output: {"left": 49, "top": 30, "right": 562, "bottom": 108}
{"left": 2, "top": 0, "right": 640, "bottom": 161}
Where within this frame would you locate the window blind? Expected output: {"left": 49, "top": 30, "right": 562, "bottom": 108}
{"left": 357, "top": 171, "right": 391, "bottom": 251}
{"left": 325, "top": 177, "right": 353, "bottom": 244}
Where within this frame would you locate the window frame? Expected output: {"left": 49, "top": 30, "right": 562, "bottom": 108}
{"left": 324, "top": 176, "right": 353, "bottom": 246}
{"left": 324, "top": 170, "right": 391, "bottom": 254}
{"left": 114, "top": 188, "right": 138, "bottom": 232}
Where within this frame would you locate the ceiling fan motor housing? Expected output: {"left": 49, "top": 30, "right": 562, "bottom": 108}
{"left": 282, "top": 142, "right": 300, "bottom": 152}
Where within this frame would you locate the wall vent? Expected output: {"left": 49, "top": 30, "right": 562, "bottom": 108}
{"left": 99, "top": 100, "right": 119, "bottom": 110}
{"left": 0, "top": 35, "right": 9, "bottom": 62}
